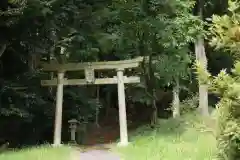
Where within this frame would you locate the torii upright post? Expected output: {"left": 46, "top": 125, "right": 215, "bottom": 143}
{"left": 117, "top": 69, "right": 128, "bottom": 146}
{"left": 53, "top": 72, "right": 64, "bottom": 146}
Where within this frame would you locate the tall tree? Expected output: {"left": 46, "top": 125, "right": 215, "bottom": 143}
{"left": 195, "top": 0, "right": 209, "bottom": 116}
{"left": 107, "top": 0, "right": 202, "bottom": 123}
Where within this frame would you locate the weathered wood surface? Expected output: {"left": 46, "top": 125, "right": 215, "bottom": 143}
{"left": 41, "top": 76, "right": 140, "bottom": 86}
{"left": 41, "top": 57, "right": 144, "bottom": 71}
{"left": 84, "top": 68, "right": 95, "bottom": 83}
{"left": 53, "top": 72, "right": 64, "bottom": 146}
{"left": 116, "top": 69, "right": 128, "bottom": 146}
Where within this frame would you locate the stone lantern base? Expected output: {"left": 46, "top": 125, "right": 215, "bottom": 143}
{"left": 69, "top": 140, "right": 77, "bottom": 144}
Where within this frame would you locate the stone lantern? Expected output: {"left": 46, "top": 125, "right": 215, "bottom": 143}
{"left": 68, "top": 119, "right": 79, "bottom": 143}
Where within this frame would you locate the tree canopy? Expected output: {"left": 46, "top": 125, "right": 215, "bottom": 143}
{"left": 1, "top": 1, "right": 238, "bottom": 155}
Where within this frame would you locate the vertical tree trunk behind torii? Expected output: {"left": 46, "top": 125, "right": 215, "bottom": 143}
{"left": 195, "top": 37, "right": 209, "bottom": 116}
{"left": 172, "top": 78, "right": 180, "bottom": 118}
{"left": 195, "top": 0, "right": 209, "bottom": 116}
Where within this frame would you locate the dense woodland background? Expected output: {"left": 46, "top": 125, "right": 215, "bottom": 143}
{"left": 0, "top": 0, "right": 237, "bottom": 151}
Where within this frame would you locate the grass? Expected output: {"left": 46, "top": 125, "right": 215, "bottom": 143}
{"left": 114, "top": 112, "right": 217, "bottom": 160}
{"left": 0, "top": 112, "right": 218, "bottom": 160}
{"left": 0, "top": 145, "right": 72, "bottom": 160}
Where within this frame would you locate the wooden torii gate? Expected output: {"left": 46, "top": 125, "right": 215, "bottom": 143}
{"left": 41, "top": 57, "right": 143, "bottom": 147}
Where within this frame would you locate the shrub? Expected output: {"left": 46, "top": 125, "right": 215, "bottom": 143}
{"left": 195, "top": 61, "right": 240, "bottom": 160}
{"left": 180, "top": 93, "right": 199, "bottom": 115}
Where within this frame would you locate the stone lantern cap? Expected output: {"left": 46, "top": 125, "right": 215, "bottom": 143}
{"left": 68, "top": 119, "right": 78, "bottom": 124}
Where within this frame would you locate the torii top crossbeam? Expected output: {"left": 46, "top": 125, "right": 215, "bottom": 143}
{"left": 41, "top": 57, "right": 144, "bottom": 72}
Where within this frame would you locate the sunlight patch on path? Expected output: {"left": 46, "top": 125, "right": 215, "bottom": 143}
{"left": 79, "top": 150, "right": 120, "bottom": 160}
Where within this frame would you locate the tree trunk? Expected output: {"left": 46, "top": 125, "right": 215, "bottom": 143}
{"left": 28, "top": 54, "right": 36, "bottom": 71}
{"left": 47, "top": 53, "right": 54, "bottom": 95}
{"left": 195, "top": 0, "right": 209, "bottom": 116}
{"left": 105, "top": 91, "right": 111, "bottom": 118}
{"left": 0, "top": 44, "right": 7, "bottom": 70}
{"left": 147, "top": 56, "right": 158, "bottom": 126}
{"left": 95, "top": 85, "right": 100, "bottom": 128}
{"left": 151, "top": 89, "right": 158, "bottom": 126}
{"left": 0, "top": 43, "right": 7, "bottom": 58}
{"left": 195, "top": 36, "right": 209, "bottom": 116}
{"left": 172, "top": 78, "right": 180, "bottom": 118}
{"left": 95, "top": 66, "right": 100, "bottom": 128}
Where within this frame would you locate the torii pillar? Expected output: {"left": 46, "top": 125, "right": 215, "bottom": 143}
{"left": 117, "top": 69, "right": 128, "bottom": 146}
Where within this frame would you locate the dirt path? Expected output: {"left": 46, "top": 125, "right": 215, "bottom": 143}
{"left": 70, "top": 144, "right": 121, "bottom": 160}
{"left": 79, "top": 150, "right": 120, "bottom": 160}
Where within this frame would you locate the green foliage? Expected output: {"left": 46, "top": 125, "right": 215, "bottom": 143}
{"left": 195, "top": 61, "right": 240, "bottom": 160}
{"left": 0, "top": 145, "right": 71, "bottom": 160}
{"left": 109, "top": 0, "right": 202, "bottom": 108}
{"left": 0, "top": 0, "right": 221, "bottom": 147}
{"left": 180, "top": 93, "right": 199, "bottom": 114}
{"left": 114, "top": 113, "right": 216, "bottom": 160}
{"left": 209, "top": 0, "right": 240, "bottom": 58}
{"left": 154, "top": 51, "right": 192, "bottom": 86}
{"left": 205, "top": 2, "right": 240, "bottom": 158}
{"left": 194, "top": 60, "right": 211, "bottom": 85}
